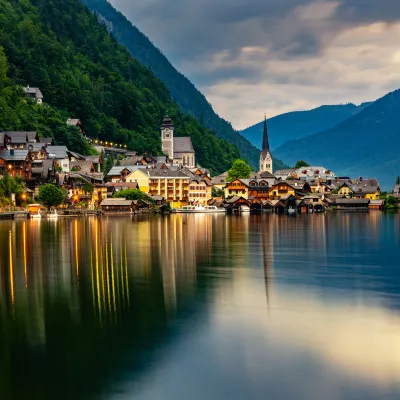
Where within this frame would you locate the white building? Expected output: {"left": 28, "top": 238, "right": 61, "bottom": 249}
{"left": 161, "top": 115, "right": 195, "bottom": 168}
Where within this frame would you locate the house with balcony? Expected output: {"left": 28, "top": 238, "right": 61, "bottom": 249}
{"left": 0, "top": 149, "right": 33, "bottom": 180}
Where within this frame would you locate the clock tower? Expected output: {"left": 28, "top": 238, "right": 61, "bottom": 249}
{"left": 161, "top": 115, "right": 174, "bottom": 161}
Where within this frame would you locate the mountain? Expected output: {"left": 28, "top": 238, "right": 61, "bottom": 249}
{"left": 273, "top": 90, "right": 400, "bottom": 189}
{"left": 0, "top": 0, "right": 242, "bottom": 175}
{"left": 80, "top": 0, "right": 268, "bottom": 169}
{"left": 240, "top": 103, "right": 371, "bottom": 150}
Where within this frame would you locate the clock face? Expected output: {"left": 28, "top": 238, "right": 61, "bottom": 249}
{"left": 164, "top": 129, "right": 170, "bottom": 136}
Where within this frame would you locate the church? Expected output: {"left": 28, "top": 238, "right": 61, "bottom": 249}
{"left": 259, "top": 116, "right": 273, "bottom": 174}
{"left": 161, "top": 115, "right": 196, "bottom": 168}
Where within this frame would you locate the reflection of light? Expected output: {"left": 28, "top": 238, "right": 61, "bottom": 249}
{"left": 74, "top": 219, "right": 79, "bottom": 281}
{"left": 23, "top": 222, "right": 27, "bottom": 287}
{"left": 125, "top": 241, "right": 130, "bottom": 308}
{"left": 95, "top": 219, "right": 102, "bottom": 326}
{"left": 8, "top": 230, "right": 14, "bottom": 314}
{"left": 110, "top": 234, "right": 117, "bottom": 322}
{"left": 106, "top": 240, "right": 111, "bottom": 315}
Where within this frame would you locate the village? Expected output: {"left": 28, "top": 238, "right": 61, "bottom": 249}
{"left": 0, "top": 86, "right": 399, "bottom": 218}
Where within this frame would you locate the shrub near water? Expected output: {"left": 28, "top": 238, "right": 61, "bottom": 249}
{"left": 38, "top": 184, "right": 64, "bottom": 209}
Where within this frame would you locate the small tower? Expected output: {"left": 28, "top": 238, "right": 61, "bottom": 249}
{"left": 161, "top": 115, "right": 174, "bottom": 161}
{"left": 259, "top": 115, "right": 273, "bottom": 174}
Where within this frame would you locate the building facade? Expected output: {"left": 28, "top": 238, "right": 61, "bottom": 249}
{"left": 161, "top": 116, "right": 195, "bottom": 168}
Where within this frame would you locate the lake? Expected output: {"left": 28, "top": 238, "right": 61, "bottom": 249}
{"left": 1, "top": 213, "right": 400, "bottom": 399}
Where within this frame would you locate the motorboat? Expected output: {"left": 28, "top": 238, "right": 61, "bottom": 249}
{"left": 239, "top": 205, "right": 251, "bottom": 213}
{"left": 174, "top": 205, "right": 226, "bottom": 213}
{"left": 27, "top": 204, "right": 42, "bottom": 219}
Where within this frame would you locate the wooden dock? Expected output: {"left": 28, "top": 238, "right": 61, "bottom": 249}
{"left": 0, "top": 211, "right": 29, "bottom": 220}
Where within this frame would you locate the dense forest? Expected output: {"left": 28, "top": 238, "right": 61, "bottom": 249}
{"left": 81, "top": 0, "right": 286, "bottom": 170}
{"left": 0, "top": 0, "right": 240, "bottom": 174}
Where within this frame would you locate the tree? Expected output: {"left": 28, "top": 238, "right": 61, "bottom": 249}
{"left": 113, "top": 189, "right": 148, "bottom": 202}
{"left": 83, "top": 183, "right": 94, "bottom": 193}
{"left": 38, "top": 184, "right": 64, "bottom": 209}
{"left": 227, "top": 160, "right": 251, "bottom": 181}
{"left": 385, "top": 195, "right": 399, "bottom": 209}
{"left": 212, "top": 187, "right": 225, "bottom": 198}
{"left": 294, "top": 160, "right": 310, "bottom": 169}
{"left": 0, "top": 173, "right": 24, "bottom": 198}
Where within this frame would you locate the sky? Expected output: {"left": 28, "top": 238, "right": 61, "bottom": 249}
{"left": 110, "top": 0, "right": 400, "bottom": 130}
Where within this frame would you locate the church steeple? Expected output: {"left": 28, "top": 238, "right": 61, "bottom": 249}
{"left": 262, "top": 114, "right": 270, "bottom": 151}
{"left": 259, "top": 114, "right": 273, "bottom": 174}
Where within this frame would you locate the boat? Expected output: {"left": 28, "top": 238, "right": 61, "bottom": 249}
{"left": 48, "top": 210, "right": 58, "bottom": 218}
{"left": 239, "top": 205, "right": 251, "bottom": 213}
{"left": 27, "top": 204, "right": 42, "bottom": 219}
{"left": 174, "top": 205, "right": 226, "bottom": 213}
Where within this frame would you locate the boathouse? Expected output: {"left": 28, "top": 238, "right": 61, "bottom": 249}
{"left": 335, "top": 198, "right": 370, "bottom": 211}
{"left": 100, "top": 198, "right": 135, "bottom": 213}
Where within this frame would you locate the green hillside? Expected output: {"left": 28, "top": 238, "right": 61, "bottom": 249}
{"left": 81, "top": 0, "right": 265, "bottom": 169}
{"left": 240, "top": 103, "right": 371, "bottom": 150}
{"left": 274, "top": 90, "right": 400, "bottom": 188}
{"left": 0, "top": 0, "right": 241, "bottom": 174}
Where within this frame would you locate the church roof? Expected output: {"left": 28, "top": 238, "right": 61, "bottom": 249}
{"left": 161, "top": 115, "right": 173, "bottom": 128}
{"left": 173, "top": 137, "right": 194, "bottom": 153}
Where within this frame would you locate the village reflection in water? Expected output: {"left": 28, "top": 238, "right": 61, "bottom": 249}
{"left": 0, "top": 213, "right": 400, "bottom": 399}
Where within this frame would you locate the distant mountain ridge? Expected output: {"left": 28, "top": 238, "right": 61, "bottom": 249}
{"left": 240, "top": 103, "right": 371, "bottom": 150}
{"left": 273, "top": 90, "right": 400, "bottom": 189}
{"left": 82, "top": 0, "right": 281, "bottom": 169}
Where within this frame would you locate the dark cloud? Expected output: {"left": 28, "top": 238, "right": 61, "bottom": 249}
{"left": 109, "top": 0, "right": 400, "bottom": 127}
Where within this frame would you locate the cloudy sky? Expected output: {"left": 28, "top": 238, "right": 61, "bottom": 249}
{"left": 110, "top": 0, "right": 400, "bottom": 129}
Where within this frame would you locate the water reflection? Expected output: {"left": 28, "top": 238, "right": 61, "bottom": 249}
{"left": 0, "top": 213, "right": 400, "bottom": 399}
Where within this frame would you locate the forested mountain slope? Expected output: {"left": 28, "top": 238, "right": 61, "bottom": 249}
{"left": 241, "top": 103, "right": 371, "bottom": 150}
{"left": 81, "top": 0, "right": 270, "bottom": 169}
{"left": 0, "top": 0, "right": 241, "bottom": 174}
{"left": 273, "top": 90, "right": 400, "bottom": 188}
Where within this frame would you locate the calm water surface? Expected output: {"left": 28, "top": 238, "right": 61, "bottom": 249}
{"left": 1, "top": 213, "right": 400, "bottom": 399}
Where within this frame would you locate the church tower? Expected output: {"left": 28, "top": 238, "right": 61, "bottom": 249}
{"left": 161, "top": 115, "right": 174, "bottom": 161}
{"left": 259, "top": 115, "right": 273, "bottom": 174}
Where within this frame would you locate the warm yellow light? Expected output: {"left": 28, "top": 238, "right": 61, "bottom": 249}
{"left": 73, "top": 195, "right": 79, "bottom": 201}
{"left": 21, "top": 193, "right": 27, "bottom": 200}
{"left": 95, "top": 140, "right": 98, "bottom": 144}
{"left": 8, "top": 164, "right": 12, "bottom": 170}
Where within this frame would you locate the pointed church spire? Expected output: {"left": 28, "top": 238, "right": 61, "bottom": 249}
{"left": 262, "top": 114, "right": 270, "bottom": 151}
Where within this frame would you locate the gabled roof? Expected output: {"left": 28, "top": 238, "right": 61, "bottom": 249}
{"left": 352, "top": 184, "right": 379, "bottom": 194}
{"left": 100, "top": 198, "right": 133, "bottom": 206}
{"left": 0, "top": 149, "right": 30, "bottom": 161}
{"left": 107, "top": 166, "right": 135, "bottom": 176}
{"left": 23, "top": 86, "right": 43, "bottom": 99}
{"left": 173, "top": 137, "right": 194, "bottom": 153}
{"left": 39, "top": 137, "right": 53, "bottom": 144}
{"left": 275, "top": 168, "right": 296, "bottom": 175}
{"left": 4, "top": 131, "right": 38, "bottom": 144}
{"left": 147, "top": 169, "right": 189, "bottom": 178}
{"left": 336, "top": 198, "right": 370, "bottom": 204}
{"left": 47, "top": 146, "right": 69, "bottom": 159}
{"left": 67, "top": 118, "right": 81, "bottom": 126}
